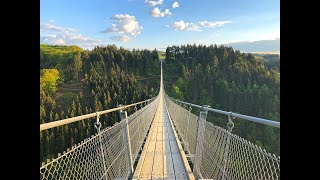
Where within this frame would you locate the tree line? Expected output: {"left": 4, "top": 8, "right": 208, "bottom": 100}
{"left": 163, "top": 44, "right": 280, "bottom": 155}
{"left": 40, "top": 43, "right": 280, "bottom": 164}
{"left": 40, "top": 44, "right": 160, "bottom": 164}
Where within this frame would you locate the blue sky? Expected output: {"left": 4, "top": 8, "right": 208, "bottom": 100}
{"left": 40, "top": 0, "right": 280, "bottom": 50}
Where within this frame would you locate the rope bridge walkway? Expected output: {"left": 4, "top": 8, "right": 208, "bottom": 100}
{"left": 40, "top": 62, "right": 280, "bottom": 180}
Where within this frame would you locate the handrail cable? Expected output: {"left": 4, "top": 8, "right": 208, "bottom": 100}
{"left": 170, "top": 97, "right": 280, "bottom": 128}
{"left": 40, "top": 96, "right": 157, "bottom": 131}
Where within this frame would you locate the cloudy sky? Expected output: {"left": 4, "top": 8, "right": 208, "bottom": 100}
{"left": 40, "top": 0, "right": 280, "bottom": 50}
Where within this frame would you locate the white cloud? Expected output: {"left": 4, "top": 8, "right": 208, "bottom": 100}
{"left": 151, "top": 7, "right": 172, "bottom": 17}
{"left": 186, "top": 24, "right": 202, "bottom": 32}
{"left": 170, "top": 20, "right": 201, "bottom": 31}
{"left": 199, "top": 21, "right": 231, "bottom": 28}
{"left": 164, "top": 9, "right": 172, "bottom": 16}
{"left": 169, "top": 20, "right": 231, "bottom": 32}
{"left": 102, "top": 14, "right": 142, "bottom": 42}
{"left": 171, "top": 20, "right": 186, "bottom": 30}
{"left": 40, "top": 21, "right": 102, "bottom": 49}
{"left": 40, "top": 22, "right": 76, "bottom": 32}
{"left": 55, "top": 39, "right": 66, "bottom": 45}
{"left": 110, "top": 35, "right": 131, "bottom": 42}
{"left": 104, "top": 14, "right": 142, "bottom": 36}
{"left": 145, "top": 0, "right": 164, "bottom": 6}
{"left": 172, "top": 2, "right": 179, "bottom": 8}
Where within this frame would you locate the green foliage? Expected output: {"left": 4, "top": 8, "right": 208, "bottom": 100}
{"left": 62, "top": 52, "right": 83, "bottom": 81}
{"left": 40, "top": 44, "right": 160, "bottom": 163}
{"left": 55, "top": 92, "right": 77, "bottom": 109}
{"left": 40, "top": 69, "right": 62, "bottom": 94}
{"left": 40, "top": 44, "right": 84, "bottom": 82}
{"left": 253, "top": 53, "right": 280, "bottom": 69}
{"left": 40, "top": 44, "right": 83, "bottom": 69}
{"left": 163, "top": 44, "right": 280, "bottom": 155}
{"left": 171, "top": 85, "right": 184, "bottom": 100}
{"left": 158, "top": 50, "right": 166, "bottom": 61}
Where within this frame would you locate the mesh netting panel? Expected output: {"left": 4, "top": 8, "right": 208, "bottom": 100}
{"left": 128, "top": 97, "right": 159, "bottom": 162}
{"left": 40, "top": 98, "right": 159, "bottom": 180}
{"left": 165, "top": 96, "right": 280, "bottom": 180}
{"left": 165, "top": 95, "right": 198, "bottom": 159}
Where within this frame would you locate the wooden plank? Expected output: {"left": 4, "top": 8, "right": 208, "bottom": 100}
{"left": 142, "top": 111, "right": 160, "bottom": 179}
{"left": 134, "top": 88, "right": 194, "bottom": 180}
{"left": 138, "top": 126, "right": 157, "bottom": 179}
{"left": 152, "top": 108, "right": 163, "bottom": 179}
{"left": 163, "top": 108, "right": 175, "bottom": 180}
{"left": 164, "top": 102, "right": 196, "bottom": 180}
{"left": 133, "top": 102, "right": 161, "bottom": 180}
{"left": 133, "top": 124, "right": 153, "bottom": 179}
{"left": 151, "top": 134, "right": 163, "bottom": 178}
{"left": 166, "top": 122, "right": 186, "bottom": 179}
{"left": 162, "top": 103, "right": 178, "bottom": 180}
{"left": 163, "top": 137, "right": 175, "bottom": 179}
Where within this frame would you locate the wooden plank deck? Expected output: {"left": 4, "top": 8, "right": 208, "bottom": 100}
{"left": 132, "top": 85, "right": 195, "bottom": 180}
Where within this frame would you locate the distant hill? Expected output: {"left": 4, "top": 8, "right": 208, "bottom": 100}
{"left": 223, "top": 38, "right": 280, "bottom": 53}
{"left": 253, "top": 53, "right": 280, "bottom": 70}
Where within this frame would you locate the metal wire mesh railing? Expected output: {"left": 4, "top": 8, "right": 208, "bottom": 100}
{"left": 40, "top": 96, "right": 159, "bottom": 180}
{"left": 164, "top": 95, "right": 280, "bottom": 180}
{"left": 127, "top": 97, "right": 159, "bottom": 163}
{"left": 165, "top": 94, "right": 198, "bottom": 159}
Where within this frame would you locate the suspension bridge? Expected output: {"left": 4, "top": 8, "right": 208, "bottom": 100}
{"left": 40, "top": 62, "right": 280, "bottom": 179}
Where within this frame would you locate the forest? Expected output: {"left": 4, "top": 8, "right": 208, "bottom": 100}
{"left": 40, "top": 43, "right": 280, "bottom": 164}
{"left": 163, "top": 44, "right": 280, "bottom": 155}
{"left": 40, "top": 44, "right": 160, "bottom": 163}
{"left": 254, "top": 53, "right": 280, "bottom": 69}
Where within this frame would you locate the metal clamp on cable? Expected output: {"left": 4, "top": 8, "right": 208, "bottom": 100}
{"left": 94, "top": 112, "right": 102, "bottom": 132}
{"left": 201, "top": 105, "right": 210, "bottom": 111}
{"left": 227, "top": 112, "right": 235, "bottom": 132}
